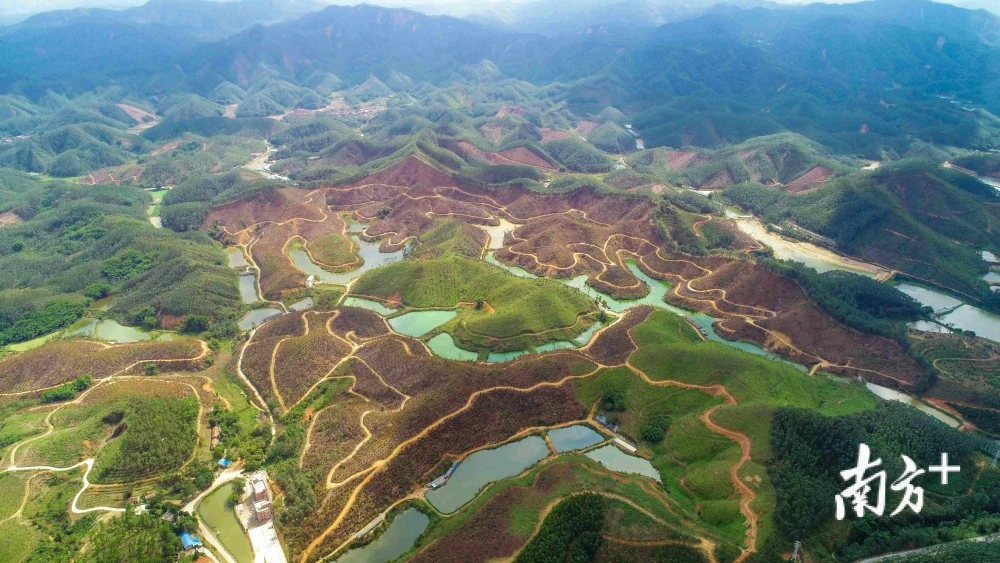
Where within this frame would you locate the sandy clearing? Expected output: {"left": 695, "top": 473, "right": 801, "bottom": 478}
{"left": 735, "top": 218, "right": 891, "bottom": 280}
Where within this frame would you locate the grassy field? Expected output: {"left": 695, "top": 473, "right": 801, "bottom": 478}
{"left": 352, "top": 255, "right": 598, "bottom": 351}
{"left": 0, "top": 519, "right": 38, "bottom": 563}
{"left": 0, "top": 472, "right": 26, "bottom": 520}
{"left": 628, "top": 309, "right": 878, "bottom": 551}
{"left": 0, "top": 408, "right": 50, "bottom": 463}
{"left": 306, "top": 231, "right": 357, "bottom": 269}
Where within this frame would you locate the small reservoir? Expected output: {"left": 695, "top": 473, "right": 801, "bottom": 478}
{"left": 389, "top": 310, "right": 457, "bottom": 337}
{"left": 425, "top": 436, "right": 549, "bottom": 513}
{"left": 239, "top": 308, "right": 281, "bottom": 331}
{"left": 335, "top": 508, "right": 429, "bottom": 563}
{"left": 548, "top": 425, "right": 604, "bottom": 452}
{"left": 585, "top": 445, "right": 661, "bottom": 481}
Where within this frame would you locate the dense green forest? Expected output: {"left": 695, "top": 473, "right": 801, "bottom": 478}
{"left": 0, "top": 171, "right": 239, "bottom": 333}
{"left": 767, "top": 403, "right": 994, "bottom": 561}
{"left": 758, "top": 260, "right": 924, "bottom": 339}
{"left": 515, "top": 493, "right": 605, "bottom": 563}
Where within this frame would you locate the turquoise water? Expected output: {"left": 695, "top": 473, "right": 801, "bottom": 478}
{"left": 425, "top": 436, "right": 550, "bottom": 513}
{"left": 239, "top": 308, "right": 281, "bottom": 331}
{"left": 426, "top": 334, "right": 479, "bottom": 361}
{"left": 534, "top": 341, "right": 577, "bottom": 353}
{"left": 288, "top": 236, "right": 404, "bottom": 285}
{"left": 585, "top": 445, "right": 661, "bottom": 481}
{"left": 238, "top": 274, "right": 259, "bottom": 304}
{"left": 486, "top": 350, "right": 528, "bottom": 363}
{"left": 343, "top": 297, "right": 398, "bottom": 316}
{"left": 388, "top": 310, "right": 457, "bottom": 337}
{"left": 573, "top": 322, "right": 603, "bottom": 346}
{"left": 548, "top": 425, "right": 604, "bottom": 452}
{"left": 335, "top": 509, "right": 430, "bottom": 563}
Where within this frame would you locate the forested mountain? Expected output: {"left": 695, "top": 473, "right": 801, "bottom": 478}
{"left": 1, "top": 0, "right": 996, "bottom": 157}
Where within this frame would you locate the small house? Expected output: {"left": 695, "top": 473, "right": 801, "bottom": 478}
{"left": 252, "top": 478, "right": 268, "bottom": 502}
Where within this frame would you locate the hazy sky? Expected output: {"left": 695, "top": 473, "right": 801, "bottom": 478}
{"left": 0, "top": 0, "right": 993, "bottom": 17}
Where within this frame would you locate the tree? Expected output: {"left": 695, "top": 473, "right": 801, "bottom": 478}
{"left": 83, "top": 283, "right": 111, "bottom": 300}
{"left": 228, "top": 478, "right": 246, "bottom": 507}
{"left": 601, "top": 390, "right": 627, "bottom": 412}
{"left": 641, "top": 413, "right": 670, "bottom": 443}
{"left": 180, "top": 315, "right": 210, "bottom": 333}
{"left": 131, "top": 305, "right": 159, "bottom": 330}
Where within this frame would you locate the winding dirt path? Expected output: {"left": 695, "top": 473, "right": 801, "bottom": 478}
{"left": 624, "top": 343, "right": 758, "bottom": 561}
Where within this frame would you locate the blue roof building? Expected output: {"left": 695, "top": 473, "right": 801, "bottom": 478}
{"left": 179, "top": 532, "right": 203, "bottom": 550}
{"left": 218, "top": 457, "right": 231, "bottom": 468}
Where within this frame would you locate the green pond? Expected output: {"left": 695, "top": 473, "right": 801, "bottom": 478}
{"left": 585, "top": 445, "right": 660, "bottom": 482}
{"left": 425, "top": 436, "right": 550, "bottom": 514}
{"left": 288, "top": 236, "right": 404, "bottom": 285}
{"left": 69, "top": 319, "right": 169, "bottom": 343}
{"left": 388, "top": 310, "right": 457, "bottom": 337}
{"left": 289, "top": 297, "right": 314, "bottom": 312}
{"left": 486, "top": 349, "right": 528, "bottom": 363}
{"left": 239, "top": 308, "right": 282, "bottom": 331}
{"left": 197, "top": 485, "right": 253, "bottom": 563}
{"left": 335, "top": 508, "right": 430, "bottom": 563}
{"left": 426, "top": 334, "right": 479, "bottom": 362}
{"left": 343, "top": 297, "right": 398, "bottom": 316}
{"left": 866, "top": 383, "right": 960, "bottom": 428}
{"left": 548, "top": 425, "right": 604, "bottom": 453}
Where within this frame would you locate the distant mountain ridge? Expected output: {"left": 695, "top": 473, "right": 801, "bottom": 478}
{"left": 2, "top": 0, "right": 323, "bottom": 42}
{"left": 0, "top": 0, "right": 998, "bottom": 156}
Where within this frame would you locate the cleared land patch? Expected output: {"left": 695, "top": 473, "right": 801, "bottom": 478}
{"left": 0, "top": 338, "right": 207, "bottom": 394}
